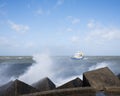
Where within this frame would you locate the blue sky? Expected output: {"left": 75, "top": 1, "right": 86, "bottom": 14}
{"left": 0, "top": 0, "right": 120, "bottom": 56}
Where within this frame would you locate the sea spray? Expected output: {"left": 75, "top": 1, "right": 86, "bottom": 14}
{"left": 0, "top": 56, "right": 119, "bottom": 87}
{"left": 56, "top": 61, "right": 109, "bottom": 86}
{"left": 18, "top": 53, "right": 54, "bottom": 84}
{"left": 18, "top": 54, "right": 84, "bottom": 86}
{"left": 0, "top": 64, "right": 13, "bottom": 86}
{"left": 55, "top": 75, "right": 83, "bottom": 87}
{"left": 88, "top": 62, "right": 108, "bottom": 71}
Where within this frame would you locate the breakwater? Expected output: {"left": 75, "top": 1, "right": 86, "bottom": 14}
{"left": 0, "top": 67, "right": 120, "bottom": 96}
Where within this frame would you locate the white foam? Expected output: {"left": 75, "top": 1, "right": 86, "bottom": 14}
{"left": 0, "top": 64, "right": 11, "bottom": 86}
{"left": 88, "top": 62, "right": 108, "bottom": 71}
{"left": 18, "top": 53, "right": 54, "bottom": 84}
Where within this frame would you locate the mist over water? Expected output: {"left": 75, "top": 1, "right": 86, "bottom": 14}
{"left": 18, "top": 53, "right": 54, "bottom": 84}
{"left": 0, "top": 64, "right": 10, "bottom": 85}
{"left": 88, "top": 62, "right": 108, "bottom": 71}
{"left": 0, "top": 55, "right": 120, "bottom": 87}
{"left": 18, "top": 55, "right": 120, "bottom": 86}
{"left": 0, "top": 62, "right": 31, "bottom": 86}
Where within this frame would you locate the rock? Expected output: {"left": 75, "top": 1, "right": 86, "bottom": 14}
{"left": 83, "top": 67, "right": 120, "bottom": 91}
{"left": 57, "top": 77, "right": 82, "bottom": 89}
{"left": 20, "top": 87, "right": 96, "bottom": 96}
{"left": 0, "top": 79, "right": 38, "bottom": 96}
{"left": 32, "top": 77, "right": 56, "bottom": 92}
{"left": 104, "top": 87, "right": 120, "bottom": 96}
{"left": 0, "top": 81, "right": 14, "bottom": 96}
{"left": 117, "top": 74, "right": 120, "bottom": 80}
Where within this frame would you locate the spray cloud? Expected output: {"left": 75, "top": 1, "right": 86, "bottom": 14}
{"left": 18, "top": 53, "right": 54, "bottom": 84}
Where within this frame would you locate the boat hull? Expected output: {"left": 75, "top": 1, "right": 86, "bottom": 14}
{"left": 71, "top": 56, "right": 84, "bottom": 60}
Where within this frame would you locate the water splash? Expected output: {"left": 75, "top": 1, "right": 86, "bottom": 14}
{"left": 88, "top": 62, "right": 108, "bottom": 71}
{"left": 0, "top": 64, "right": 12, "bottom": 86}
{"left": 18, "top": 53, "right": 54, "bottom": 84}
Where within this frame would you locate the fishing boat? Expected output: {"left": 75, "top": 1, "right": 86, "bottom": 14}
{"left": 72, "top": 51, "right": 84, "bottom": 59}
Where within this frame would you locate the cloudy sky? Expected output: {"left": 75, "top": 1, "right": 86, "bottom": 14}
{"left": 0, "top": 0, "right": 120, "bottom": 56}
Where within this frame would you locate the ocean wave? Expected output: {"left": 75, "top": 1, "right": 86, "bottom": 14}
{"left": 18, "top": 53, "right": 54, "bottom": 84}
{"left": 0, "top": 56, "right": 120, "bottom": 87}
{"left": 88, "top": 62, "right": 109, "bottom": 71}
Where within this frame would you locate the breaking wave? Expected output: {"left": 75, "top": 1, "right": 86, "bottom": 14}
{"left": 18, "top": 55, "right": 115, "bottom": 86}
{"left": 18, "top": 53, "right": 54, "bottom": 84}
{"left": 0, "top": 55, "right": 119, "bottom": 87}
{"left": 88, "top": 62, "right": 109, "bottom": 71}
{"left": 0, "top": 64, "right": 11, "bottom": 86}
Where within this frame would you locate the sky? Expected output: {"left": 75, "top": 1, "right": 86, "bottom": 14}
{"left": 0, "top": 0, "right": 120, "bottom": 56}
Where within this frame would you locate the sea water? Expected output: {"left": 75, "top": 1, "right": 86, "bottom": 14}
{"left": 0, "top": 55, "right": 120, "bottom": 95}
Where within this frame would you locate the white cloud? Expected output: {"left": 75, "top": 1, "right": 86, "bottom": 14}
{"left": 86, "top": 20, "right": 120, "bottom": 43}
{"left": 57, "top": 0, "right": 64, "bottom": 5}
{"left": 35, "top": 9, "right": 43, "bottom": 15}
{"left": 34, "top": 0, "right": 64, "bottom": 16}
{"left": 71, "top": 36, "right": 80, "bottom": 43}
{"left": 85, "top": 25, "right": 120, "bottom": 43}
{"left": 54, "top": 0, "right": 64, "bottom": 8}
{"left": 66, "top": 28, "right": 73, "bottom": 32}
{"left": 8, "top": 20, "right": 29, "bottom": 33}
{"left": 87, "top": 20, "right": 95, "bottom": 29}
{"left": 0, "top": 36, "right": 37, "bottom": 50}
{"left": 25, "top": 42, "right": 36, "bottom": 48}
{"left": 0, "top": 37, "right": 9, "bottom": 45}
{"left": 67, "top": 16, "right": 80, "bottom": 24}
{"left": 72, "top": 18, "right": 80, "bottom": 24}
{"left": 0, "top": 36, "right": 20, "bottom": 48}
{"left": 35, "top": 8, "right": 52, "bottom": 16}
{"left": 0, "top": 36, "right": 37, "bottom": 51}
{"left": 67, "top": 16, "right": 73, "bottom": 19}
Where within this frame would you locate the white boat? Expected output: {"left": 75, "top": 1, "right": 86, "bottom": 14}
{"left": 72, "top": 51, "right": 84, "bottom": 59}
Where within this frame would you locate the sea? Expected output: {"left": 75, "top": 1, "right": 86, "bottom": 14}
{"left": 0, "top": 54, "right": 120, "bottom": 96}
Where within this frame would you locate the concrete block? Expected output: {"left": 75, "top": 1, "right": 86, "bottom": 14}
{"left": 32, "top": 77, "right": 56, "bottom": 92}
{"left": 83, "top": 67, "right": 120, "bottom": 91}
{"left": 57, "top": 77, "right": 82, "bottom": 89}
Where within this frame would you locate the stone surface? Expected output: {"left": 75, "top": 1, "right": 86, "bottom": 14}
{"left": 57, "top": 77, "right": 83, "bottom": 89}
{"left": 1, "top": 67, "right": 120, "bottom": 96}
{"left": 0, "top": 79, "right": 37, "bottom": 96}
{"left": 20, "top": 87, "right": 96, "bottom": 96}
{"left": 117, "top": 74, "right": 120, "bottom": 80}
{"left": 83, "top": 67, "right": 120, "bottom": 91}
{"left": 32, "top": 77, "right": 56, "bottom": 92}
{"left": 104, "top": 87, "right": 120, "bottom": 96}
{"left": 0, "top": 81, "right": 14, "bottom": 96}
